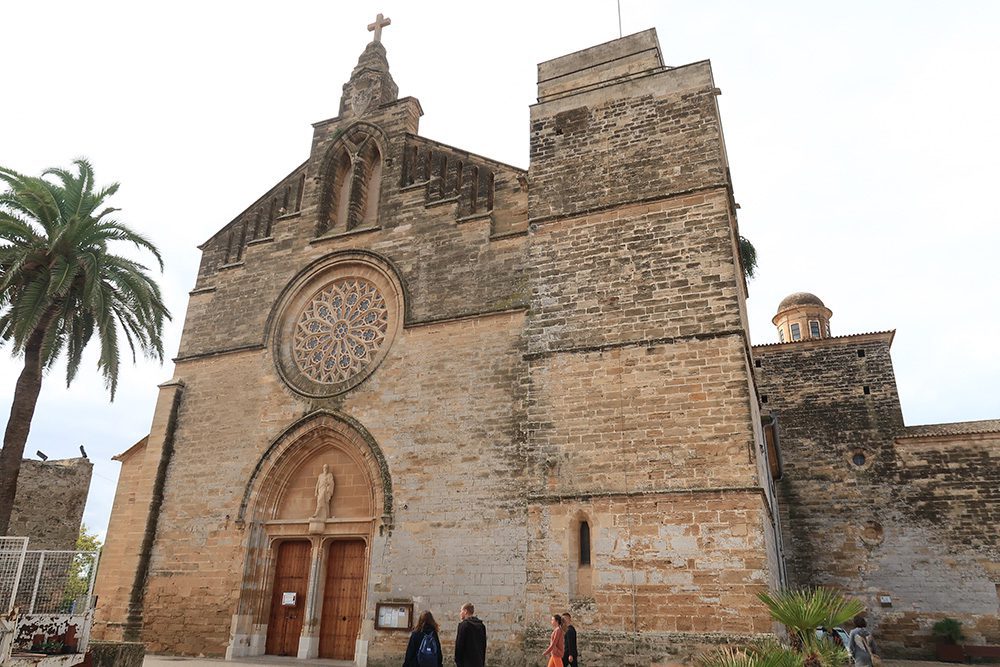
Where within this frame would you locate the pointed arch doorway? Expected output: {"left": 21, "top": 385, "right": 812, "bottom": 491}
{"left": 228, "top": 411, "right": 393, "bottom": 661}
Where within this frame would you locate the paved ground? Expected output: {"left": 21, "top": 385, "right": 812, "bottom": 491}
{"left": 144, "top": 657, "right": 351, "bottom": 666}
{"left": 145, "top": 660, "right": 954, "bottom": 666}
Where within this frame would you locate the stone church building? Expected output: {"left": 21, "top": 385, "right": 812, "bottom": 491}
{"left": 91, "top": 23, "right": 997, "bottom": 666}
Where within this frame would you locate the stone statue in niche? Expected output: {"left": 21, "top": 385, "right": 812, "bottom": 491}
{"left": 311, "top": 464, "right": 336, "bottom": 520}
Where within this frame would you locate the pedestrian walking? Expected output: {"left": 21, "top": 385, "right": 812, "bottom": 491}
{"left": 562, "top": 612, "right": 578, "bottom": 666}
{"left": 848, "top": 615, "right": 881, "bottom": 667}
{"left": 404, "top": 610, "right": 443, "bottom": 667}
{"left": 542, "top": 614, "right": 565, "bottom": 667}
{"left": 455, "top": 602, "right": 487, "bottom": 667}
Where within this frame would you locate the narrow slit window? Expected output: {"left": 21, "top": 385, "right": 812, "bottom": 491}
{"left": 857, "top": 349, "right": 866, "bottom": 358}
{"left": 579, "top": 521, "right": 591, "bottom": 566}
{"left": 863, "top": 385, "right": 871, "bottom": 395}
{"left": 754, "top": 359, "right": 762, "bottom": 368}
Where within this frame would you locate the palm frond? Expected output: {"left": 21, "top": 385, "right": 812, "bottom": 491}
{"left": 758, "top": 588, "right": 864, "bottom": 636}
{"left": 0, "top": 158, "right": 169, "bottom": 400}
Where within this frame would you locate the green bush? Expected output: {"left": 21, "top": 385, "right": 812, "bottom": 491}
{"left": 932, "top": 618, "right": 963, "bottom": 644}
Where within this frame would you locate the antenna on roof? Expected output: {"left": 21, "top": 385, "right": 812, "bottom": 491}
{"left": 617, "top": 0, "right": 623, "bottom": 38}
{"left": 36, "top": 450, "right": 48, "bottom": 461}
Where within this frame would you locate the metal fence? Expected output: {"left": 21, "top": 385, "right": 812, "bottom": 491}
{"left": 12, "top": 550, "right": 100, "bottom": 615}
{"left": 0, "top": 536, "right": 29, "bottom": 614}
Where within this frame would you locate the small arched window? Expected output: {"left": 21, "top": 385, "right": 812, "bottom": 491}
{"left": 579, "top": 521, "right": 591, "bottom": 566}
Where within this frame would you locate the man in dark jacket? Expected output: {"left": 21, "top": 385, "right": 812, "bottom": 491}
{"left": 562, "top": 612, "right": 578, "bottom": 666}
{"left": 455, "top": 602, "right": 487, "bottom": 667}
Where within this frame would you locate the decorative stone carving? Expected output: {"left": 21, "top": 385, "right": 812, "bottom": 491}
{"left": 311, "top": 464, "right": 336, "bottom": 520}
{"left": 292, "top": 278, "right": 389, "bottom": 384}
{"left": 271, "top": 254, "right": 403, "bottom": 398}
{"left": 338, "top": 42, "right": 398, "bottom": 118}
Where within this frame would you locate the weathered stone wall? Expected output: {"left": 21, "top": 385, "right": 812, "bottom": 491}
{"left": 129, "top": 310, "right": 527, "bottom": 658}
{"left": 87, "top": 640, "right": 145, "bottom": 667}
{"left": 180, "top": 97, "right": 528, "bottom": 361}
{"left": 91, "top": 439, "right": 148, "bottom": 642}
{"left": 524, "top": 28, "right": 778, "bottom": 662}
{"left": 754, "top": 334, "right": 1000, "bottom": 656}
{"left": 9, "top": 457, "right": 91, "bottom": 550}
{"left": 95, "top": 28, "right": 779, "bottom": 666}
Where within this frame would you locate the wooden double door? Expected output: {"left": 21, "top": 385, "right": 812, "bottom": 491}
{"left": 266, "top": 539, "right": 366, "bottom": 660}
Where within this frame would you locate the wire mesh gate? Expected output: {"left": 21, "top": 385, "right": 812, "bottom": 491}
{"left": 12, "top": 550, "right": 100, "bottom": 616}
{"left": 0, "top": 537, "right": 29, "bottom": 615}
{"left": 0, "top": 538, "right": 99, "bottom": 662}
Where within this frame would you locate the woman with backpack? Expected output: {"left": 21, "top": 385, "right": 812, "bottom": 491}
{"left": 542, "top": 614, "right": 566, "bottom": 667}
{"left": 849, "top": 615, "right": 881, "bottom": 667}
{"left": 404, "top": 610, "right": 444, "bottom": 667}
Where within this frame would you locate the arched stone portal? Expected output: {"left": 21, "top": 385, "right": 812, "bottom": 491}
{"left": 227, "top": 411, "right": 392, "bottom": 660}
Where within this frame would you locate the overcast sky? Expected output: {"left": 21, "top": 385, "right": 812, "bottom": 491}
{"left": 2, "top": 1, "right": 998, "bottom": 539}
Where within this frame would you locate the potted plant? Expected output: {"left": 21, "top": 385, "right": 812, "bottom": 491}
{"left": 932, "top": 618, "right": 964, "bottom": 662}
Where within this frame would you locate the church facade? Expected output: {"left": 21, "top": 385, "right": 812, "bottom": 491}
{"left": 91, "top": 23, "right": 998, "bottom": 667}
{"left": 93, "top": 27, "right": 782, "bottom": 665}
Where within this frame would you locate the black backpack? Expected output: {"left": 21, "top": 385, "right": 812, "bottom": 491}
{"left": 417, "top": 631, "right": 439, "bottom": 667}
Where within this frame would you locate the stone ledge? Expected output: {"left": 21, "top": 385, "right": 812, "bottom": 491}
{"left": 87, "top": 640, "right": 145, "bottom": 667}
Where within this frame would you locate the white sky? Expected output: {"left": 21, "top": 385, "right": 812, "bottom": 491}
{"left": 2, "top": 1, "right": 998, "bottom": 540}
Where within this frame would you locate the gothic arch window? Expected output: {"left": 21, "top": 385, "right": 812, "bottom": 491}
{"left": 320, "top": 128, "right": 384, "bottom": 235}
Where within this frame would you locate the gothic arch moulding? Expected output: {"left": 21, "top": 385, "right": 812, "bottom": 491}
{"left": 238, "top": 409, "right": 393, "bottom": 526}
{"left": 268, "top": 250, "right": 405, "bottom": 398}
{"left": 317, "top": 122, "right": 389, "bottom": 235}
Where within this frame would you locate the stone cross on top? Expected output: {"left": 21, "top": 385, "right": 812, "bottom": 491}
{"left": 367, "top": 12, "right": 391, "bottom": 43}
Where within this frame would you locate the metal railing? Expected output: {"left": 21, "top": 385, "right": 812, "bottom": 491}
{"left": 0, "top": 537, "right": 29, "bottom": 615}
{"left": 13, "top": 549, "right": 100, "bottom": 615}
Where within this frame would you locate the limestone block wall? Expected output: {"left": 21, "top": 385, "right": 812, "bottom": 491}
{"left": 181, "top": 98, "right": 528, "bottom": 361}
{"left": 523, "top": 29, "right": 778, "bottom": 664}
{"left": 9, "top": 457, "right": 92, "bottom": 550}
{"left": 754, "top": 334, "right": 1000, "bottom": 656}
{"left": 129, "top": 309, "right": 527, "bottom": 658}
{"left": 95, "top": 27, "right": 783, "bottom": 667}
{"left": 91, "top": 439, "right": 147, "bottom": 641}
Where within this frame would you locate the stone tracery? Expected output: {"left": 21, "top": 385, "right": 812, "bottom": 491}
{"left": 292, "top": 277, "right": 389, "bottom": 384}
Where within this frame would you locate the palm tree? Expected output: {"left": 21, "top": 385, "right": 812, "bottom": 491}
{"left": 0, "top": 159, "right": 170, "bottom": 534}
{"left": 757, "top": 588, "right": 862, "bottom": 667}
{"left": 698, "top": 588, "right": 861, "bottom": 667}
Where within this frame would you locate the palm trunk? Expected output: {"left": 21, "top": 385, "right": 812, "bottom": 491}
{"left": 0, "top": 324, "right": 49, "bottom": 535}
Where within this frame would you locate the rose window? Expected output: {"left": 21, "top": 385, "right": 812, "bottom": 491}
{"left": 292, "top": 278, "right": 389, "bottom": 384}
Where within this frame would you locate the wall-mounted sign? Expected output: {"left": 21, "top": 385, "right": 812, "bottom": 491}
{"left": 375, "top": 602, "right": 413, "bottom": 631}
{"left": 282, "top": 591, "right": 297, "bottom": 607}
{"left": 879, "top": 595, "right": 892, "bottom": 607}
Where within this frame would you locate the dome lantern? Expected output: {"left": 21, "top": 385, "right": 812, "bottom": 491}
{"left": 772, "top": 292, "right": 833, "bottom": 342}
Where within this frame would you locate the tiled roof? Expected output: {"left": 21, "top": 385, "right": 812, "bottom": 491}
{"left": 897, "top": 419, "right": 1000, "bottom": 439}
{"left": 752, "top": 330, "right": 895, "bottom": 349}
